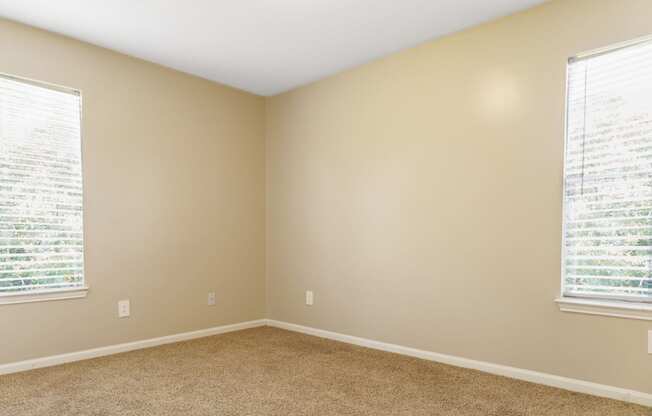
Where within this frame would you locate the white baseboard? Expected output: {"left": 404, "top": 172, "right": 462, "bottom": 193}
{"left": 266, "top": 319, "right": 652, "bottom": 408}
{"left": 2, "top": 318, "right": 650, "bottom": 408}
{"left": 0, "top": 319, "right": 266, "bottom": 376}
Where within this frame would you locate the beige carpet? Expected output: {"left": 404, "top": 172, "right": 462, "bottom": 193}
{"left": 1, "top": 326, "right": 649, "bottom": 416}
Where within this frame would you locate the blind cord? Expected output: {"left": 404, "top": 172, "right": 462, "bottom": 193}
{"left": 580, "top": 63, "right": 589, "bottom": 198}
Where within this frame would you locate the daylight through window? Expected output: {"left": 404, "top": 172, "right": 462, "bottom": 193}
{"left": 562, "top": 39, "right": 652, "bottom": 303}
{"left": 0, "top": 74, "right": 84, "bottom": 296}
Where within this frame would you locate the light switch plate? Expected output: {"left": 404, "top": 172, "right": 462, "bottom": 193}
{"left": 306, "top": 290, "right": 314, "bottom": 306}
{"left": 118, "top": 300, "right": 130, "bottom": 318}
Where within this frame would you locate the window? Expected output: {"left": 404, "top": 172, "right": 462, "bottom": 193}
{"left": 0, "top": 74, "right": 85, "bottom": 302}
{"left": 561, "top": 38, "right": 652, "bottom": 311}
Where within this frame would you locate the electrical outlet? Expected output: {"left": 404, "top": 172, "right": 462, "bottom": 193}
{"left": 208, "top": 292, "right": 216, "bottom": 306}
{"left": 306, "top": 290, "right": 314, "bottom": 306}
{"left": 118, "top": 300, "right": 130, "bottom": 318}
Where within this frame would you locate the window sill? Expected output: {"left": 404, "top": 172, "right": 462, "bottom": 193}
{"left": 0, "top": 287, "right": 89, "bottom": 305}
{"left": 555, "top": 297, "right": 652, "bottom": 321}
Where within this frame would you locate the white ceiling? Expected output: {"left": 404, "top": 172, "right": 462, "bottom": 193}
{"left": 0, "top": 0, "right": 546, "bottom": 96}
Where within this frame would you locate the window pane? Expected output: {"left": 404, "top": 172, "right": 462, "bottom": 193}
{"left": 0, "top": 75, "right": 84, "bottom": 294}
{"left": 563, "top": 40, "right": 652, "bottom": 303}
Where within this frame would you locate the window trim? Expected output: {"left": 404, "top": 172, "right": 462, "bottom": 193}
{"left": 558, "top": 36, "right": 652, "bottom": 318}
{"left": 556, "top": 297, "right": 652, "bottom": 321}
{"left": 0, "top": 286, "right": 89, "bottom": 305}
{"left": 0, "top": 72, "right": 88, "bottom": 302}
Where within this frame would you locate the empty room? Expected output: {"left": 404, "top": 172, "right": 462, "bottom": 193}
{"left": 0, "top": 0, "right": 651, "bottom": 414}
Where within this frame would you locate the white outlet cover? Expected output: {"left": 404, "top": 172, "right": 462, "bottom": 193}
{"left": 118, "top": 300, "right": 130, "bottom": 318}
{"left": 306, "top": 290, "right": 314, "bottom": 306}
{"left": 208, "top": 292, "right": 216, "bottom": 306}
{"left": 648, "top": 330, "right": 652, "bottom": 354}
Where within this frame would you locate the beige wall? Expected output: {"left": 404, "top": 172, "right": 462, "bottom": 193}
{"left": 266, "top": 0, "right": 652, "bottom": 394}
{"left": 2, "top": 0, "right": 651, "bottom": 397}
{"left": 0, "top": 18, "right": 266, "bottom": 364}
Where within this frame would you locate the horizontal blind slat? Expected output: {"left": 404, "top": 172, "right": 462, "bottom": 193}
{"left": 0, "top": 283, "right": 84, "bottom": 292}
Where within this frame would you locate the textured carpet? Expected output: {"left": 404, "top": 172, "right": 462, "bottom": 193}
{"left": 0, "top": 326, "right": 649, "bottom": 416}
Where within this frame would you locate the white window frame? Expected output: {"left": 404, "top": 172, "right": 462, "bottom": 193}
{"left": 0, "top": 73, "right": 88, "bottom": 305}
{"left": 556, "top": 36, "right": 652, "bottom": 321}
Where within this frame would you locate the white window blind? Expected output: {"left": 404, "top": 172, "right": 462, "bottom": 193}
{"left": 0, "top": 74, "right": 84, "bottom": 295}
{"left": 563, "top": 38, "right": 652, "bottom": 303}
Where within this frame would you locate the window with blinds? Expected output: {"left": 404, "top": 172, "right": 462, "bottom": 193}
{"left": 563, "top": 38, "right": 652, "bottom": 303}
{"left": 0, "top": 74, "right": 84, "bottom": 296}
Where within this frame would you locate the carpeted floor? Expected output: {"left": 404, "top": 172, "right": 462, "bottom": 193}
{"left": 0, "top": 327, "right": 649, "bottom": 416}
